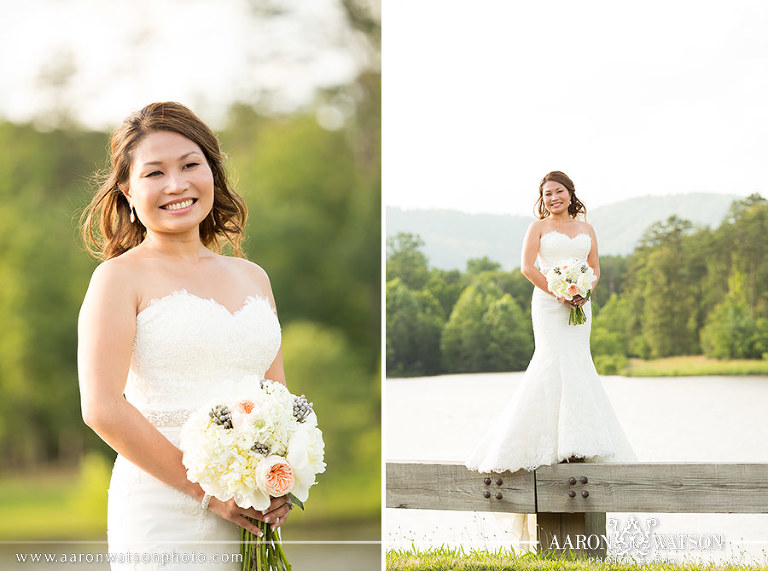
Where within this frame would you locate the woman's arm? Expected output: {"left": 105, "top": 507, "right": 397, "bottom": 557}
{"left": 78, "top": 262, "right": 194, "bottom": 492}
{"left": 248, "top": 263, "right": 286, "bottom": 386}
{"left": 77, "top": 261, "right": 269, "bottom": 535}
{"left": 586, "top": 223, "right": 601, "bottom": 290}
{"left": 241, "top": 261, "right": 291, "bottom": 530}
{"left": 520, "top": 222, "right": 552, "bottom": 295}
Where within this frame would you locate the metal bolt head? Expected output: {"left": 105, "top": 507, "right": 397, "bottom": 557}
{"left": 484, "top": 477, "right": 491, "bottom": 485}
{"left": 483, "top": 491, "right": 491, "bottom": 499}
{"left": 496, "top": 478, "right": 503, "bottom": 486}
{"left": 495, "top": 492, "right": 503, "bottom": 500}
{"left": 581, "top": 490, "right": 589, "bottom": 498}
{"left": 568, "top": 490, "right": 576, "bottom": 498}
{"left": 568, "top": 477, "right": 577, "bottom": 485}
{"left": 581, "top": 476, "right": 588, "bottom": 484}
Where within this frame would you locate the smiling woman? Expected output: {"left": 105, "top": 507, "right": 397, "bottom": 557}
{"left": 465, "top": 170, "right": 636, "bottom": 549}
{"left": 77, "top": 102, "right": 295, "bottom": 569}
{"left": 124, "top": 131, "right": 213, "bottom": 229}
{"left": 81, "top": 102, "right": 247, "bottom": 261}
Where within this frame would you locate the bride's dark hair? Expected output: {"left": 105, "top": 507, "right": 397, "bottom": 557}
{"left": 535, "top": 171, "right": 586, "bottom": 220}
{"left": 81, "top": 101, "right": 247, "bottom": 260}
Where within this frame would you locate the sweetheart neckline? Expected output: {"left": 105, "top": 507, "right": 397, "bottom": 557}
{"left": 541, "top": 230, "right": 591, "bottom": 241}
{"left": 136, "top": 289, "right": 272, "bottom": 320}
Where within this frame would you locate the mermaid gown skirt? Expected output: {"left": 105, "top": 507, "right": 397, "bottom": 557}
{"left": 466, "top": 232, "right": 635, "bottom": 474}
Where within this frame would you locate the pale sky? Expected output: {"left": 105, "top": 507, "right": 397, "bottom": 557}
{"left": 0, "top": 0, "right": 360, "bottom": 129}
{"left": 383, "top": 1, "right": 767, "bottom": 216}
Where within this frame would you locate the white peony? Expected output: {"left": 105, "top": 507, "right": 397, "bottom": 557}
{"left": 286, "top": 428, "right": 325, "bottom": 502}
{"left": 179, "top": 378, "right": 325, "bottom": 512}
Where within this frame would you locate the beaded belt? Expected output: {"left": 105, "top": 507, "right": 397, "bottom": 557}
{"left": 142, "top": 409, "right": 192, "bottom": 428}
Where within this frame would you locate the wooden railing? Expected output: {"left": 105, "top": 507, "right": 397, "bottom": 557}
{"left": 386, "top": 461, "right": 768, "bottom": 557}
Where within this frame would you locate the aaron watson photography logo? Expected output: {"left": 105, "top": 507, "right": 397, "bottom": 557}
{"left": 549, "top": 516, "right": 726, "bottom": 562}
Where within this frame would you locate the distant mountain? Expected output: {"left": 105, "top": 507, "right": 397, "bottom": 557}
{"left": 386, "top": 193, "right": 744, "bottom": 270}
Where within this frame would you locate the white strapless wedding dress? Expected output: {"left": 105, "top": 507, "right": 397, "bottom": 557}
{"left": 107, "top": 290, "right": 281, "bottom": 570}
{"left": 466, "top": 231, "right": 635, "bottom": 473}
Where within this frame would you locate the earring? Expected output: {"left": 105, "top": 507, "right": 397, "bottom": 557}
{"left": 129, "top": 204, "right": 136, "bottom": 223}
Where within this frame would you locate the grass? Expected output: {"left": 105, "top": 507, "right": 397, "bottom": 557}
{"left": 387, "top": 546, "right": 768, "bottom": 570}
{"left": 0, "top": 455, "right": 379, "bottom": 541}
{"left": 625, "top": 356, "right": 768, "bottom": 377}
{"left": 0, "top": 466, "right": 106, "bottom": 540}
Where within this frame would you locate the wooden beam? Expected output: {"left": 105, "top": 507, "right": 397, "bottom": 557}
{"left": 386, "top": 462, "right": 768, "bottom": 514}
{"left": 535, "top": 463, "right": 768, "bottom": 513}
{"left": 537, "top": 513, "right": 607, "bottom": 558}
{"left": 386, "top": 460, "right": 536, "bottom": 512}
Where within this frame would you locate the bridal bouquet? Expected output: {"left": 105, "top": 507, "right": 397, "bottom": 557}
{"left": 180, "top": 378, "right": 326, "bottom": 571}
{"left": 545, "top": 258, "right": 596, "bottom": 325}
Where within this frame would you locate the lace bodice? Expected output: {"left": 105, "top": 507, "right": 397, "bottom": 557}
{"left": 124, "top": 290, "right": 281, "bottom": 430}
{"left": 537, "top": 231, "right": 592, "bottom": 273}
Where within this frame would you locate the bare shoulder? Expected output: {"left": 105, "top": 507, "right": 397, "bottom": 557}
{"left": 88, "top": 254, "right": 140, "bottom": 295}
{"left": 81, "top": 254, "right": 142, "bottom": 318}
{"left": 219, "top": 255, "right": 273, "bottom": 293}
{"left": 224, "top": 255, "right": 271, "bottom": 281}
{"left": 526, "top": 219, "right": 547, "bottom": 238}
{"left": 579, "top": 221, "right": 597, "bottom": 237}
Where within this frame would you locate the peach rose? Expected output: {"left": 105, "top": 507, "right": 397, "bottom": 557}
{"left": 236, "top": 400, "right": 255, "bottom": 415}
{"left": 566, "top": 283, "right": 579, "bottom": 296}
{"left": 256, "top": 456, "right": 295, "bottom": 496}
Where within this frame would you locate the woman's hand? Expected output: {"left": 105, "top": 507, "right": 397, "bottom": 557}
{"left": 570, "top": 294, "right": 587, "bottom": 308}
{"left": 262, "top": 495, "right": 293, "bottom": 531}
{"left": 556, "top": 296, "right": 576, "bottom": 308}
{"left": 209, "top": 495, "right": 292, "bottom": 535}
{"left": 208, "top": 497, "right": 265, "bottom": 536}
{"left": 557, "top": 295, "right": 587, "bottom": 308}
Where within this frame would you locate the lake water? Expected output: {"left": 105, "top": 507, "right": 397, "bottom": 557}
{"left": 386, "top": 373, "right": 768, "bottom": 565}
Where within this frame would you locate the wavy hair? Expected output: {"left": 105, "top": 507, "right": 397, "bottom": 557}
{"left": 534, "top": 171, "right": 586, "bottom": 220}
{"left": 81, "top": 102, "right": 247, "bottom": 260}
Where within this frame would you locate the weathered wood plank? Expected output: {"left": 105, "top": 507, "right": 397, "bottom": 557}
{"left": 536, "top": 463, "right": 768, "bottom": 513}
{"left": 386, "top": 461, "right": 768, "bottom": 514}
{"left": 537, "top": 513, "right": 607, "bottom": 558}
{"left": 386, "top": 460, "right": 536, "bottom": 512}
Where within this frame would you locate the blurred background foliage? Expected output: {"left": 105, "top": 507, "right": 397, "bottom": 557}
{"left": 386, "top": 195, "right": 768, "bottom": 377}
{"left": 0, "top": 0, "right": 379, "bottom": 541}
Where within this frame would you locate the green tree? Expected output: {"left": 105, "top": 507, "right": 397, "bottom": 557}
{"left": 700, "top": 272, "right": 761, "bottom": 359}
{"left": 385, "top": 279, "right": 444, "bottom": 376}
{"left": 465, "top": 256, "right": 501, "bottom": 275}
{"left": 701, "top": 296, "right": 758, "bottom": 359}
{"left": 441, "top": 284, "right": 492, "bottom": 373}
{"left": 282, "top": 321, "right": 379, "bottom": 520}
{"left": 463, "top": 268, "right": 534, "bottom": 316}
{"left": 441, "top": 281, "right": 531, "bottom": 372}
{"left": 481, "top": 295, "right": 533, "bottom": 370}
{"left": 720, "top": 194, "right": 768, "bottom": 318}
{"left": 634, "top": 216, "right": 698, "bottom": 357}
{"left": 424, "top": 268, "right": 463, "bottom": 319}
{"left": 386, "top": 233, "right": 430, "bottom": 290}
{"left": 592, "top": 255, "right": 629, "bottom": 308}
{"left": 591, "top": 294, "right": 632, "bottom": 355}
{"left": 0, "top": 122, "right": 105, "bottom": 467}
{"left": 223, "top": 109, "right": 380, "bottom": 367}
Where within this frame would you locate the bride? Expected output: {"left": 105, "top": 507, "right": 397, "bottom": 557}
{"left": 78, "top": 102, "right": 291, "bottom": 569}
{"left": 465, "top": 171, "right": 635, "bottom": 544}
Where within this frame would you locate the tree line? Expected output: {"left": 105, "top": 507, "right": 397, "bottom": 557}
{"left": 386, "top": 194, "right": 768, "bottom": 377}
